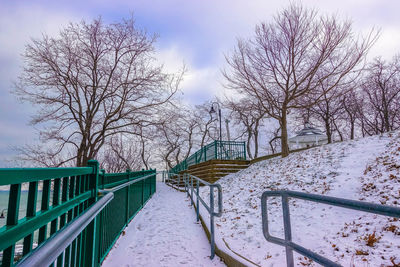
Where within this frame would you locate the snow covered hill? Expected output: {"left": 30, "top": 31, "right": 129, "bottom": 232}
{"left": 203, "top": 132, "right": 400, "bottom": 266}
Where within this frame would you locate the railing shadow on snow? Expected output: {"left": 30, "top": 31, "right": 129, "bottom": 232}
{"left": 261, "top": 190, "right": 400, "bottom": 267}
{"left": 166, "top": 172, "right": 222, "bottom": 259}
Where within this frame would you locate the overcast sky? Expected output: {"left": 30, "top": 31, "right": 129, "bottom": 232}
{"left": 0, "top": 0, "right": 400, "bottom": 167}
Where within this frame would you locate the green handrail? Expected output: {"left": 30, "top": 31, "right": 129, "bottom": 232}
{"left": 0, "top": 161, "right": 156, "bottom": 267}
{"left": 170, "top": 140, "right": 246, "bottom": 174}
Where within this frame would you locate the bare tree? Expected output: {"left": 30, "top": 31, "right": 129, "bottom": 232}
{"left": 193, "top": 102, "right": 217, "bottom": 147}
{"left": 306, "top": 82, "right": 348, "bottom": 143}
{"left": 156, "top": 107, "right": 193, "bottom": 169}
{"left": 99, "top": 134, "right": 143, "bottom": 172}
{"left": 223, "top": 3, "right": 377, "bottom": 157}
{"left": 14, "top": 17, "right": 183, "bottom": 166}
{"left": 359, "top": 56, "right": 400, "bottom": 135}
{"left": 225, "top": 97, "right": 266, "bottom": 159}
{"left": 267, "top": 126, "right": 281, "bottom": 154}
{"left": 341, "top": 89, "right": 363, "bottom": 140}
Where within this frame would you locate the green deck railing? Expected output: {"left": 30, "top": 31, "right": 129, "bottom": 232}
{"left": 170, "top": 140, "right": 246, "bottom": 174}
{"left": 0, "top": 161, "right": 156, "bottom": 267}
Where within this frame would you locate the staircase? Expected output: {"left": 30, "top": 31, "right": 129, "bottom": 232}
{"left": 184, "top": 159, "right": 250, "bottom": 183}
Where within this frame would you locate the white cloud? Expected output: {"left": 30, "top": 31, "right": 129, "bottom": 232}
{"left": 0, "top": 3, "right": 84, "bottom": 73}
{"left": 156, "top": 45, "right": 228, "bottom": 105}
{"left": 0, "top": 3, "right": 85, "bottom": 166}
{"left": 369, "top": 27, "right": 400, "bottom": 60}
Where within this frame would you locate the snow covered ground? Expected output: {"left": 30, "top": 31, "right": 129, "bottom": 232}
{"left": 200, "top": 132, "right": 400, "bottom": 266}
{"left": 101, "top": 182, "right": 225, "bottom": 267}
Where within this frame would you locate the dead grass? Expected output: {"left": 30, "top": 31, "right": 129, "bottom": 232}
{"left": 363, "top": 231, "right": 381, "bottom": 247}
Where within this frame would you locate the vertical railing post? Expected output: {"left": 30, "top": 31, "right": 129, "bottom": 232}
{"left": 23, "top": 181, "right": 38, "bottom": 256}
{"left": 38, "top": 180, "right": 50, "bottom": 244}
{"left": 214, "top": 140, "right": 217, "bottom": 160}
{"left": 210, "top": 185, "right": 215, "bottom": 259}
{"left": 101, "top": 169, "right": 105, "bottom": 190}
{"left": 190, "top": 175, "right": 194, "bottom": 205}
{"left": 149, "top": 169, "right": 152, "bottom": 195}
{"left": 152, "top": 169, "right": 156, "bottom": 194}
{"left": 86, "top": 159, "right": 99, "bottom": 266}
{"left": 125, "top": 169, "right": 131, "bottom": 223}
{"left": 196, "top": 179, "right": 199, "bottom": 222}
{"left": 185, "top": 174, "right": 189, "bottom": 196}
{"left": 243, "top": 141, "right": 246, "bottom": 160}
{"left": 141, "top": 174, "right": 144, "bottom": 206}
{"left": 2, "top": 183, "right": 21, "bottom": 267}
{"left": 282, "top": 194, "right": 294, "bottom": 267}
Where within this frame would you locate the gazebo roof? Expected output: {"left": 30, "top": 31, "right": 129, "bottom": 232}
{"left": 289, "top": 123, "right": 328, "bottom": 143}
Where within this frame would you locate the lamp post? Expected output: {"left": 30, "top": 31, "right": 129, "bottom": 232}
{"left": 209, "top": 102, "right": 222, "bottom": 142}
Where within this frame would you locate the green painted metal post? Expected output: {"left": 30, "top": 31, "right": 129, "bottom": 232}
{"left": 65, "top": 176, "right": 75, "bottom": 267}
{"left": 126, "top": 169, "right": 130, "bottom": 223}
{"left": 141, "top": 178, "right": 144, "bottom": 206}
{"left": 57, "top": 177, "right": 69, "bottom": 267}
{"left": 38, "top": 180, "right": 51, "bottom": 244}
{"left": 214, "top": 140, "right": 217, "bottom": 160}
{"left": 86, "top": 160, "right": 99, "bottom": 266}
{"left": 74, "top": 175, "right": 82, "bottom": 267}
{"left": 23, "top": 181, "right": 38, "bottom": 256}
{"left": 50, "top": 178, "right": 61, "bottom": 235}
{"left": 149, "top": 170, "right": 152, "bottom": 196}
{"left": 2, "top": 183, "right": 21, "bottom": 267}
{"left": 101, "top": 170, "right": 105, "bottom": 190}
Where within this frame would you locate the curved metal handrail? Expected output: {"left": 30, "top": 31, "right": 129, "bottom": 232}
{"left": 261, "top": 190, "right": 400, "bottom": 267}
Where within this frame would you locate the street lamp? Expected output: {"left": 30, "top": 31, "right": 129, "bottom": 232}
{"left": 209, "top": 102, "right": 222, "bottom": 142}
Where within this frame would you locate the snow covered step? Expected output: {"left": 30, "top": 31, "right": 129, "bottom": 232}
{"left": 185, "top": 159, "right": 250, "bottom": 183}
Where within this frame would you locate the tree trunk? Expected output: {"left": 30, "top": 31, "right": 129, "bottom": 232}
{"left": 324, "top": 119, "right": 332, "bottom": 143}
{"left": 350, "top": 120, "right": 355, "bottom": 140}
{"left": 280, "top": 108, "right": 290, "bottom": 157}
{"left": 384, "top": 107, "right": 390, "bottom": 132}
{"left": 246, "top": 130, "right": 253, "bottom": 159}
{"left": 332, "top": 119, "right": 343, "bottom": 142}
{"left": 140, "top": 137, "right": 149, "bottom": 170}
{"left": 254, "top": 130, "right": 259, "bottom": 158}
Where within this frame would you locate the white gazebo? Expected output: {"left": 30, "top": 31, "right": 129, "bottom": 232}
{"left": 288, "top": 123, "right": 328, "bottom": 149}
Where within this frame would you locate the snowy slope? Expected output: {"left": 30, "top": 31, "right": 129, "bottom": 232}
{"left": 200, "top": 132, "right": 400, "bottom": 266}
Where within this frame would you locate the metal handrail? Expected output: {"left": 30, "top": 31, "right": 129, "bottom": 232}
{"left": 165, "top": 172, "right": 183, "bottom": 191}
{"left": 16, "top": 193, "right": 114, "bottom": 267}
{"left": 261, "top": 190, "right": 400, "bottom": 267}
{"left": 0, "top": 167, "right": 93, "bottom": 185}
{"left": 99, "top": 173, "right": 157, "bottom": 193}
{"left": 166, "top": 173, "right": 222, "bottom": 259}
{"left": 16, "top": 172, "right": 156, "bottom": 266}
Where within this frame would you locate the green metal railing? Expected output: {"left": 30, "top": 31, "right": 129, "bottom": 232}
{"left": 97, "top": 169, "right": 155, "bottom": 262}
{"left": 170, "top": 140, "right": 246, "bottom": 174}
{"left": 0, "top": 161, "right": 156, "bottom": 267}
